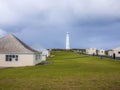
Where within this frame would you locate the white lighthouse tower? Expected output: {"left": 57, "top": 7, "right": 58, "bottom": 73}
{"left": 66, "top": 32, "right": 70, "bottom": 50}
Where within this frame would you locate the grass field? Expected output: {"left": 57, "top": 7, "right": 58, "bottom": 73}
{"left": 0, "top": 51, "right": 120, "bottom": 90}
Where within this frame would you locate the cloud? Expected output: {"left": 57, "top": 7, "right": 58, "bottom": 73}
{"left": 0, "top": 0, "right": 120, "bottom": 49}
{"left": 0, "top": 0, "right": 120, "bottom": 28}
{"left": 0, "top": 29, "right": 7, "bottom": 37}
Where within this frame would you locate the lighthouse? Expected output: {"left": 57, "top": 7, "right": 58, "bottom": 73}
{"left": 66, "top": 32, "right": 70, "bottom": 50}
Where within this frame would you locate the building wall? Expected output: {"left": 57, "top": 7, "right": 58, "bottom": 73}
{"left": 113, "top": 50, "right": 120, "bottom": 57}
{"left": 39, "top": 50, "right": 51, "bottom": 61}
{"left": 98, "top": 50, "right": 105, "bottom": 55}
{"left": 0, "top": 53, "right": 43, "bottom": 67}
{"left": 42, "top": 50, "right": 50, "bottom": 57}
{"left": 34, "top": 53, "right": 44, "bottom": 65}
{"left": 86, "top": 48, "right": 96, "bottom": 55}
{"left": 108, "top": 50, "right": 120, "bottom": 57}
{"left": 108, "top": 51, "right": 113, "bottom": 57}
{"left": 40, "top": 55, "right": 47, "bottom": 61}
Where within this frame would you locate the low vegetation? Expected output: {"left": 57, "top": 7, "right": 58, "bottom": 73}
{"left": 0, "top": 51, "right": 120, "bottom": 90}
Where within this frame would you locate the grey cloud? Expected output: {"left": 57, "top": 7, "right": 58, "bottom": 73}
{"left": 0, "top": 0, "right": 120, "bottom": 49}
{"left": 0, "top": 0, "right": 120, "bottom": 27}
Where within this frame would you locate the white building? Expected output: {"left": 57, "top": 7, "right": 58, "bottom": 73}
{"left": 98, "top": 49, "right": 105, "bottom": 56}
{"left": 40, "top": 50, "right": 50, "bottom": 61}
{"left": 108, "top": 50, "right": 113, "bottom": 57}
{"left": 0, "top": 34, "right": 44, "bottom": 67}
{"left": 86, "top": 48, "right": 96, "bottom": 55}
{"left": 108, "top": 47, "right": 120, "bottom": 58}
{"left": 42, "top": 50, "right": 50, "bottom": 57}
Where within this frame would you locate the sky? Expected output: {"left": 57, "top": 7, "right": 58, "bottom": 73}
{"left": 0, "top": 0, "right": 120, "bottom": 50}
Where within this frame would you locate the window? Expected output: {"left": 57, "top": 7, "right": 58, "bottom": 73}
{"left": 118, "top": 52, "right": 120, "bottom": 54}
{"left": 36, "top": 54, "right": 39, "bottom": 60}
{"left": 6, "top": 55, "right": 18, "bottom": 61}
{"left": 36, "top": 55, "right": 38, "bottom": 60}
{"left": 36, "top": 54, "right": 41, "bottom": 60}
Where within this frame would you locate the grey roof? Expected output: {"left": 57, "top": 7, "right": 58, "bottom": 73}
{"left": 0, "top": 34, "right": 39, "bottom": 54}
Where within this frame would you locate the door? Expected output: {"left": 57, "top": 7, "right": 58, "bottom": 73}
{"left": 113, "top": 53, "right": 116, "bottom": 59}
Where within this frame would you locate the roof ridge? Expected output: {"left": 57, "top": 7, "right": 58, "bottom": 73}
{"left": 0, "top": 34, "right": 39, "bottom": 53}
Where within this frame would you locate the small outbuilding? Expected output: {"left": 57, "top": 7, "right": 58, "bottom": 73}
{"left": 39, "top": 50, "right": 51, "bottom": 61}
{"left": 98, "top": 49, "right": 105, "bottom": 56}
{"left": 86, "top": 48, "right": 96, "bottom": 55}
{"left": 108, "top": 47, "right": 120, "bottom": 58}
{"left": 42, "top": 50, "right": 50, "bottom": 57}
{"left": 0, "top": 34, "right": 43, "bottom": 67}
{"left": 108, "top": 50, "right": 113, "bottom": 57}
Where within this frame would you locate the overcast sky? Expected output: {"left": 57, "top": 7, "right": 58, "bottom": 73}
{"left": 0, "top": 0, "right": 120, "bottom": 50}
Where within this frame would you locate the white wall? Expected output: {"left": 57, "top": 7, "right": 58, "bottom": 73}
{"left": 108, "top": 51, "right": 113, "bottom": 57}
{"left": 98, "top": 50, "right": 105, "bottom": 55}
{"left": 0, "top": 53, "right": 43, "bottom": 67}
{"left": 40, "top": 55, "right": 47, "bottom": 61}
{"left": 34, "top": 53, "right": 45, "bottom": 65}
{"left": 42, "top": 50, "right": 50, "bottom": 57}
{"left": 86, "top": 48, "right": 96, "bottom": 55}
{"left": 39, "top": 50, "right": 51, "bottom": 61}
{"left": 108, "top": 50, "right": 120, "bottom": 57}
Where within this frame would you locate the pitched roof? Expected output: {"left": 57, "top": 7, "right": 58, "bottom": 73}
{"left": 0, "top": 34, "right": 39, "bottom": 54}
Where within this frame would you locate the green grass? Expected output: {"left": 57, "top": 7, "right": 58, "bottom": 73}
{"left": 0, "top": 51, "right": 120, "bottom": 90}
